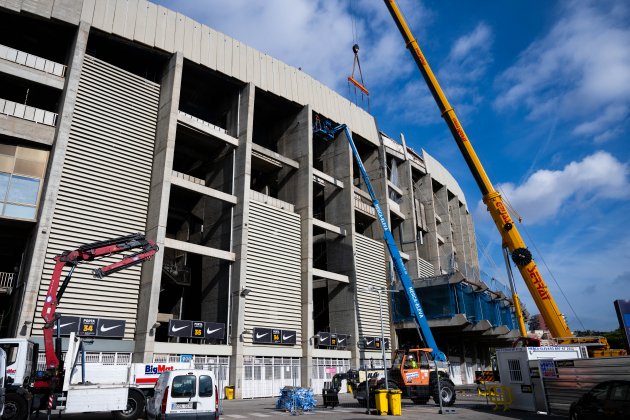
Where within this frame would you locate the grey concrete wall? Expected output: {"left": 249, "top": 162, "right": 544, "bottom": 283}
{"left": 15, "top": 21, "right": 90, "bottom": 336}
{"left": 134, "top": 52, "right": 183, "bottom": 362}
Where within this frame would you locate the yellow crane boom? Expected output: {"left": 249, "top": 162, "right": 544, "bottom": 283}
{"left": 383, "top": 0, "right": 572, "bottom": 339}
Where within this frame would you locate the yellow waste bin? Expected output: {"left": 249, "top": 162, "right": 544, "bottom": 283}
{"left": 347, "top": 383, "right": 353, "bottom": 393}
{"left": 387, "top": 389, "right": 402, "bottom": 416}
{"left": 374, "top": 389, "right": 389, "bottom": 416}
{"left": 224, "top": 386, "right": 235, "bottom": 400}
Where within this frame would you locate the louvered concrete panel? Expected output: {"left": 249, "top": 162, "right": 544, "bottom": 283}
{"left": 215, "top": 33, "right": 225, "bottom": 74}
{"left": 190, "top": 18, "right": 201, "bottom": 64}
{"left": 355, "top": 234, "right": 390, "bottom": 338}
{"left": 124, "top": 0, "right": 138, "bottom": 39}
{"left": 174, "top": 12, "right": 185, "bottom": 53}
{"left": 102, "top": 0, "right": 116, "bottom": 33}
{"left": 154, "top": 6, "right": 167, "bottom": 50}
{"left": 258, "top": 53, "right": 267, "bottom": 91}
{"left": 112, "top": 0, "right": 127, "bottom": 37}
{"left": 243, "top": 201, "right": 301, "bottom": 344}
{"left": 200, "top": 25, "right": 210, "bottom": 67}
{"left": 231, "top": 40, "right": 241, "bottom": 81}
{"left": 132, "top": 0, "right": 147, "bottom": 44}
{"left": 163, "top": 8, "right": 176, "bottom": 52}
{"left": 223, "top": 35, "right": 233, "bottom": 78}
{"left": 246, "top": 45, "right": 255, "bottom": 84}
{"left": 183, "top": 16, "right": 195, "bottom": 58}
{"left": 207, "top": 27, "right": 218, "bottom": 69}
{"left": 80, "top": 0, "right": 96, "bottom": 23}
{"left": 91, "top": 0, "right": 107, "bottom": 29}
{"left": 31, "top": 55, "right": 159, "bottom": 340}
{"left": 238, "top": 41, "right": 247, "bottom": 82}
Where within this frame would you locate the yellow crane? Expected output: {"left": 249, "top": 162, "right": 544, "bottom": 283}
{"left": 383, "top": 0, "right": 625, "bottom": 357}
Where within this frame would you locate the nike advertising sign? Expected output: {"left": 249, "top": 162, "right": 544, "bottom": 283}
{"left": 96, "top": 318, "right": 126, "bottom": 338}
{"left": 52, "top": 316, "right": 80, "bottom": 336}
{"left": 252, "top": 327, "right": 297, "bottom": 345}
{"left": 204, "top": 322, "right": 225, "bottom": 339}
{"left": 317, "top": 332, "right": 349, "bottom": 348}
{"left": 253, "top": 327, "right": 272, "bottom": 343}
{"left": 168, "top": 319, "right": 192, "bottom": 338}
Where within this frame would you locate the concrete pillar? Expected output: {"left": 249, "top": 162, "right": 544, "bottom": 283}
{"left": 396, "top": 158, "right": 420, "bottom": 279}
{"left": 276, "top": 106, "right": 313, "bottom": 388}
{"left": 133, "top": 52, "right": 183, "bottom": 362}
{"left": 450, "top": 198, "right": 466, "bottom": 275}
{"left": 465, "top": 212, "right": 481, "bottom": 280}
{"left": 15, "top": 21, "right": 90, "bottom": 336}
{"left": 323, "top": 130, "right": 359, "bottom": 367}
{"left": 434, "top": 187, "right": 453, "bottom": 274}
{"left": 229, "top": 83, "right": 255, "bottom": 399}
{"left": 415, "top": 175, "right": 440, "bottom": 277}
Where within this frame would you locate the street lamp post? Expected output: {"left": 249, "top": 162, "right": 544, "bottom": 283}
{"left": 365, "top": 286, "right": 399, "bottom": 391}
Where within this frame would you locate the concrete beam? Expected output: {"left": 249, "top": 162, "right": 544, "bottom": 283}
{"left": 312, "top": 268, "right": 349, "bottom": 284}
{"left": 0, "top": 115, "right": 55, "bottom": 145}
{"left": 0, "top": 59, "right": 65, "bottom": 89}
{"left": 312, "top": 168, "right": 344, "bottom": 189}
{"left": 164, "top": 238, "right": 236, "bottom": 261}
{"left": 252, "top": 142, "right": 299, "bottom": 169}
{"left": 170, "top": 173, "right": 237, "bottom": 205}
{"left": 312, "top": 218, "right": 346, "bottom": 236}
{"left": 177, "top": 113, "right": 238, "bottom": 147}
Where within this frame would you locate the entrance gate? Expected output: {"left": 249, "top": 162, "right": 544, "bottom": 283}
{"left": 242, "top": 356, "right": 301, "bottom": 398}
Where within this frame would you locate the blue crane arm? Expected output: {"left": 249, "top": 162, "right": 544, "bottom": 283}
{"left": 328, "top": 123, "right": 446, "bottom": 362}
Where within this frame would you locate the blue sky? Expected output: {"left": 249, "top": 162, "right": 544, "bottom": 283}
{"left": 155, "top": 0, "right": 630, "bottom": 331}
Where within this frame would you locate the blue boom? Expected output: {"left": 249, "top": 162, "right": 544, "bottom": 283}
{"left": 314, "top": 119, "right": 446, "bottom": 362}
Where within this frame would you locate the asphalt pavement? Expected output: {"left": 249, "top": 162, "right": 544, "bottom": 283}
{"left": 45, "top": 391, "right": 564, "bottom": 420}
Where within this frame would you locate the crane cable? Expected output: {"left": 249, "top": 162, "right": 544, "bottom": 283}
{"left": 347, "top": 0, "right": 370, "bottom": 110}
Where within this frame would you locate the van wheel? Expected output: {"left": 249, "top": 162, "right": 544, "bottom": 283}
{"left": 3, "top": 393, "right": 28, "bottom": 420}
{"left": 113, "top": 390, "right": 144, "bottom": 420}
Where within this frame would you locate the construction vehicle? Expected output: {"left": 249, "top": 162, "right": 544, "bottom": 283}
{"left": 382, "top": 0, "right": 626, "bottom": 358}
{"left": 314, "top": 119, "right": 456, "bottom": 406}
{"left": 0, "top": 233, "right": 205, "bottom": 420}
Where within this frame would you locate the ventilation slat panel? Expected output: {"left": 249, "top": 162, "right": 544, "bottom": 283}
{"left": 32, "top": 55, "right": 159, "bottom": 340}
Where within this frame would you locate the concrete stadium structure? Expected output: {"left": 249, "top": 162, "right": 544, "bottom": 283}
{"left": 0, "top": 0, "right": 520, "bottom": 397}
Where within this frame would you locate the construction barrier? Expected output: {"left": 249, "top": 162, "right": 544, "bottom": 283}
{"left": 486, "top": 385, "right": 512, "bottom": 411}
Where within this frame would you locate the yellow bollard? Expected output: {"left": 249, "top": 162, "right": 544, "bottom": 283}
{"left": 224, "top": 386, "right": 235, "bottom": 400}
{"left": 387, "top": 389, "right": 402, "bottom": 416}
{"left": 374, "top": 389, "right": 389, "bottom": 416}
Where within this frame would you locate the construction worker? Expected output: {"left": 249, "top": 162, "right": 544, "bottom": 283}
{"left": 406, "top": 354, "right": 418, "bottom": 369}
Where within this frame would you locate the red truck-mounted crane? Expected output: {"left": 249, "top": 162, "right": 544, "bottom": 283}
{"left": 41, "top": 232, "right": 158, "bottom": 373}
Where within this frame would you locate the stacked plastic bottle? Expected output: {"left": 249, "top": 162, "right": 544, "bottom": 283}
{"left": 276, "top": 386, "right": 317, "bottom": 412}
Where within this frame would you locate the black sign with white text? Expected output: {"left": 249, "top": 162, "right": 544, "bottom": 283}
{"left": 253, "top": 327, "right": 272, "bottom": 343}
{"left": 253, "top": 327, "right": 297, "bottom": 345}
{"left": 79, "top": 318, "right": 97, "bottom": 337}
{"left": 204, "top": 322, "right": 225, "bottom": 339}
{"left": 168, "top": 319, "right": 192, "bottom": 338}
{"left": 281, "top": 330, "right": 297, "bottom": 345}
{"left": 52, "top": 316, "right": 80, "bottom": 336}
{"left": 96, "top": 319, "right": 126, "bottom": 338}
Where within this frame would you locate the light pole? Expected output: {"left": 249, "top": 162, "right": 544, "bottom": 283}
{"left": 364, "top": 286, "right": 399, "bottom": 391}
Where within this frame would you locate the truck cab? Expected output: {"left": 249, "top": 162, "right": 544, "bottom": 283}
{"left": 146, "top": 369, "right": 219, "bottom": 419}
{"left": 0, "top": 339, "right": 37, "bottom": 389}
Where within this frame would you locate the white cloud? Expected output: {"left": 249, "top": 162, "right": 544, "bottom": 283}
{"left": 449, "top": 23, "right": 492, "bottom": 62}
{"left": 479, "top": 151, "right": 629, "bottom": 224}
{"left": 494, "top": 0, "right": 630, "bottom": 142}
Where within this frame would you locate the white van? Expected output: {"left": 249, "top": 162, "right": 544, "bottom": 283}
{"left": 146, "top": 369, "right": 219, "bottom": 419}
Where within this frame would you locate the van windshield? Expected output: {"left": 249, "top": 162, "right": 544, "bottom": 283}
{"left": 171, "top": 375, "right": 196, "bottom": 398}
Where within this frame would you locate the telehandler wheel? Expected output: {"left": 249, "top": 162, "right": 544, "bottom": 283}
{"left": 112, "top": 389, "right": 145, "bottom": 420}
{"left": 432, "top": 381, "right": 456, "bottom": 407}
